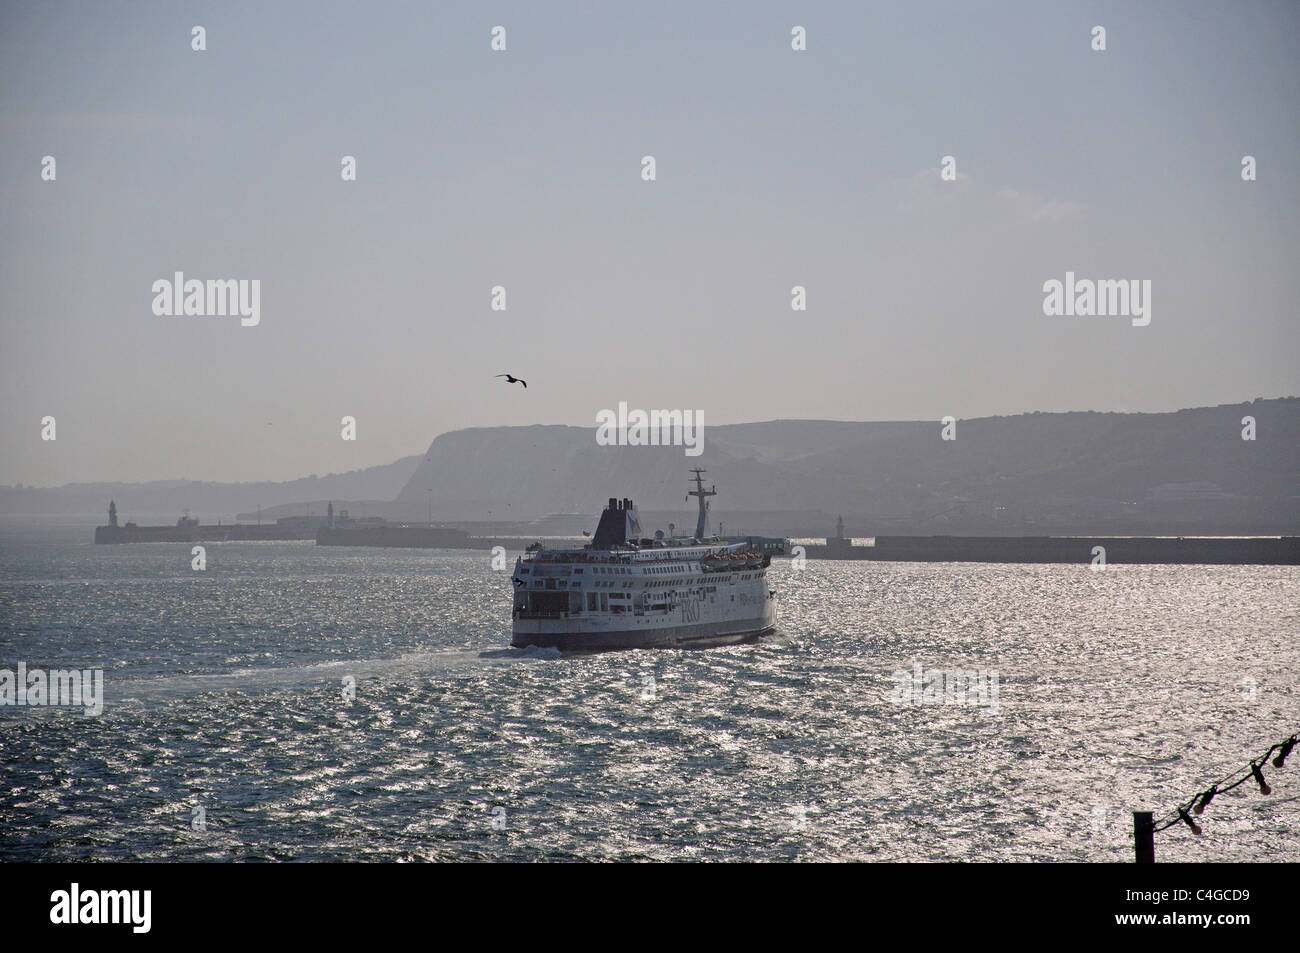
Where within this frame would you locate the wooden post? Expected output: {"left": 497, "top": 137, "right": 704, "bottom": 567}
{"left": 1133, "top": 811, "right": 1154, "bottom": 863}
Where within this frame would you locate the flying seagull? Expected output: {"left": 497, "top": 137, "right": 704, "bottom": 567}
{"left": 496, "top": 373, "right": 527, "bottom": 388}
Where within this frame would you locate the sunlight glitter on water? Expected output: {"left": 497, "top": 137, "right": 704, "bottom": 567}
{"left": 1, "top": 540, "right": 1296, "bottom": 861}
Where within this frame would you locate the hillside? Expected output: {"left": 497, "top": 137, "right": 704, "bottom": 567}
{"left": 395, "top": 399, "right": 1298, "bottom": 533}
{"left": 5, "top": 400, "right": 1294, "bottom": 535}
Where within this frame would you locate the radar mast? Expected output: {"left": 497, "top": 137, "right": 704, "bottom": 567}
{"left": 688, "top": 468, "right": 716, "bottom": 539}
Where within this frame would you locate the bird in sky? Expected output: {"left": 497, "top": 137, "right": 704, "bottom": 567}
{"left": 496, "top": 373, "right": 527, "bottom": 388}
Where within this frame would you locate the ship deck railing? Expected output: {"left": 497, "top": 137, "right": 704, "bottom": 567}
{"left": 523, "top": 542, "right": 591, "bottom": 554}
{"left": 522, "top": 548, "right": 628, "bottom": 564}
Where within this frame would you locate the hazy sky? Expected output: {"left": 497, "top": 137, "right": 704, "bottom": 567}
{"left": 3, "top": 1, "right": 1297, "bottom": 485}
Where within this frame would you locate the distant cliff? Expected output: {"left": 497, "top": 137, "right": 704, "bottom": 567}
{"left": 6, "top": 400, "right": 1296, "bottom": 535}
{"left": 395, "top": 399, "right": 1298, "bottom": 533}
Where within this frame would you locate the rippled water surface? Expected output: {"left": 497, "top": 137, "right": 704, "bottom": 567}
{"left": 1, "top": 534, "right": 1296, "bottom": 861}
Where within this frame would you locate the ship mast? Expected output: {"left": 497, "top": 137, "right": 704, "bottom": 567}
{"left": 688, "top": 468, "right": 716, "bottom": 539}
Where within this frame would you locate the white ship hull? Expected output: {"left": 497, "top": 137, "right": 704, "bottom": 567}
{"left": 509, "top": 478, "right": 785, "bottom": 653}
{"left": 512, "top": 574, "right": 776, "bottom": 651}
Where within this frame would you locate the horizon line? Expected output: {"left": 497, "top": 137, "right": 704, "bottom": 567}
{"left": 5, "top": 394, "right": 1295, "bottom": 491}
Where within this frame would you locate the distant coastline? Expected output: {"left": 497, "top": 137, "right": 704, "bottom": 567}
{"left": 4, "top": 398, "right": 1297, "bottom": 537}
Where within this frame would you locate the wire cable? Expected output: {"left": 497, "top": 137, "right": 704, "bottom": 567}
{"left": 1153, "top": 731, "right": 1297, "bottom": 834}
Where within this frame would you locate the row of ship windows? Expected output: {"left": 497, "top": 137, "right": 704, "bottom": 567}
{"left": 587, "top": 579, "right": 705, "bottom": 588}
{"left": 584, "top": 587, "right": 721, "bottom": 610}
{"left": 524, "top": 564, "right": 704, "bottom": 577}
{"left": 589, "top": 565, "right": 687, "bottom": 575}
{"left": 550, "top": 574, "right": 757, "bottom": 589}
{"left": 522, "top": 564, "right": 712, "bottom": 574}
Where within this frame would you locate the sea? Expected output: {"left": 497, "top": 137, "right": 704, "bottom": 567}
{"left": 1, "top": 524, "right": 1296, "bottom": 862}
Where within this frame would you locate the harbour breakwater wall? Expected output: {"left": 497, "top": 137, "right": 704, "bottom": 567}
{"left": 94, "top": 523, "right": 315, "bottom": 543}
{"left": 316, "top": 526, "right": 589, "bottom": 550}
{"left": 316, "top": 525, "right": 477, "bottom": 548}
{"left": 94, "top": 521, "right": 566, "bottom": 550}
{"left": 800, "top": 535, "right": 1300, "bottom": 565}
{"left": 94, "top": 521, "right": 1299, "bottom": 565}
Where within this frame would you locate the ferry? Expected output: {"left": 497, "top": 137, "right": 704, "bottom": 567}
{"left": 510, "top": 470, "right": 787, "bottom": 651}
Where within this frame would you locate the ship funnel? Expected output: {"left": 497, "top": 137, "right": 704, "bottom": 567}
{"left": 591, "top": 496, "right": 642, "bottom": 548}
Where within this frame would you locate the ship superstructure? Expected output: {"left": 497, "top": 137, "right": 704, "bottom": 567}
{"left": 510, "top": 471, "right": 786, "bottom": 651}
